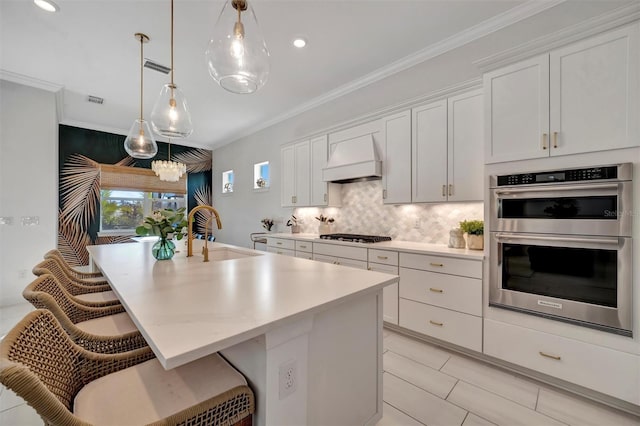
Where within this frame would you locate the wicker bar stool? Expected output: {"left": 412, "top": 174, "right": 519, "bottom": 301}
{"left": 33, "top": 259, "right": 119, "bottom": 307}
{"left": 44, "top": 248, "right": 105, "bottom": 280}
{"left": 0, "top": 309, "right": 255, "bottom": 426}
{"left": 23, "top": 274, "right": 148, "bottom": 354}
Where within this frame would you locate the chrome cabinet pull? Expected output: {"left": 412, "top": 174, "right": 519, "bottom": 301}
{"left": 539, "top": 351, "right": 561, "bottom": 361}
{"left": 429, "top": 288, "right": 443, "bottom": 293}
{"left": 448, "top": 184, "right": 453, "bottom": 197}
{"left": 430, "top": 262, "right": 444, "bottom": 267}
{"left": 542, "top": 133, "right": 548, "bottom": 150}
{"left": 553, "top": 131, "right": 558, "bottom": 149}
{"left": 429, "top": 320, "right": 444, "bottom": 327}
{"left": 377, "top": 256, "right": 388, "bottom": 260}
{"left": 442, "top": 185, "right": 446, "bottom": 197}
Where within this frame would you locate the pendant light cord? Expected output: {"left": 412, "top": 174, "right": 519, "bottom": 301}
{"left": 170, "top": 0, "right": 175, "bottom": 87}
{"left": 139, "top": 34, "right": 144, "bottom": 122}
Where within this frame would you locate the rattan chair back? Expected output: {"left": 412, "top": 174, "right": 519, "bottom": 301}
{"left": 43, "top": 249, "right": 104, "bottom": 280}
{"left": 22, "top": 274, "right": 147, "bottom": 354}
{"left": 33, "top": 259, "right": 109, "bottom": 297}
{"left": 0, "top": 309, "right": 154, "bottom": 425}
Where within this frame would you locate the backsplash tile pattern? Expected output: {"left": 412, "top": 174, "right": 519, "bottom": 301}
{"left": 293, "top": 180, "right": 483, "bottom": 245}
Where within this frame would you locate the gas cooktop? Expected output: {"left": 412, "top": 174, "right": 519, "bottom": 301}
{"left": 319, "top": 233, "right": 392, "bottom": 243}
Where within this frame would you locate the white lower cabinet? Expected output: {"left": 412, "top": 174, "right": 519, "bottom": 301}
{"left": 266, "top": 237, "right": 295, "bottom": 257}
{"left": 400, "top": 299, "right": 482, "bottom": 352}
{"left": 484, "top": 319, "right": 640, "bottom": 404}
{"left": 313, "top": 253, "right": 367, "bottom": 269}
{"left": 368, "top": 250, "right": 400, "bottom": 325}
{"left": 399, "top": 252, "right": 483, "bottom": 352}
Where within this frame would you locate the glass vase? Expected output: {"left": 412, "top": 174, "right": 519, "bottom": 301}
{"left": 152, "top": 238, "right": 176, "bottom": 260}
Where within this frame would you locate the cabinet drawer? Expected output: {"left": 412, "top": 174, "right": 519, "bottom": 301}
{"left": 400, "top": 252, "right": 482, "bottom": 278}
{"left": 295, "top": 251, "right": 313, "bottom": 260}
{"left": 400, "top": 299, "right": 482, "bottom": 352}
{"left": 484, "top": 319, "right": 640, "bottom": 404}
{"left": 313, "top": 242, "right": 367, "bottom": 261}
{"left": 368, "top": 249, "right": 398, "bottom": 266}
{"left": 266, "top": 246, "right": 295, "bottom": 257}
{"left": 266, "top": 237, "right": 295, "bottom": 250}
{"left": 295, "top": 241, "right": 312, "bottom": 253}
{"left": 399, "top": 268, "right": 481, "bottom": 316}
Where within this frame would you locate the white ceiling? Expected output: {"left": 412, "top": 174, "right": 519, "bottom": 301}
{"left": 1, "top": 0, "right": 556, "bottom": 149}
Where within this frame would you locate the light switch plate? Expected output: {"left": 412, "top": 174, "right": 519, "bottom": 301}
{"left": 21, "top": 216, "right": 39, "bottom": 226}
{"left": 0, "top": 216, "right": 13, "bottom": 225}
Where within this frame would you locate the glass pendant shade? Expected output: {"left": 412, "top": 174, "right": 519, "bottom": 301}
{"left": 124, "top": 119, "right": 158, "bottom": 159}
{"left": 205, "top": 0, "right": 270, "bottom": 94}
{"left": 151, "top": 84, "right": 193, "bottom": 138}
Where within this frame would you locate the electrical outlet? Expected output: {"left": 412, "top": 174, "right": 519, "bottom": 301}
{"left": 414, "top": 219, "right": 421, "bottom": 229}
{"left": 278, "top": 359, "right": 297, "bottom": 400}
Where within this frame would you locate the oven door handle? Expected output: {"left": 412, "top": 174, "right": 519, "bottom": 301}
{"left": 494, "top": 183, "right": 619, "bottom": 195}
{"left": 495, "top": 233, "right": 620, "bottom": 247}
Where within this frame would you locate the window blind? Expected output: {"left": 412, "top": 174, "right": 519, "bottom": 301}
{"left": 99, "top": 164, "right": 187, "bottom": 194}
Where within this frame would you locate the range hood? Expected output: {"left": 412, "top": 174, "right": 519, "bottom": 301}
{"left": 322, "top": 134, "right": 382, "bottom": 183}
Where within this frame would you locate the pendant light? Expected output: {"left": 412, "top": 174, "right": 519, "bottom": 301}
{"left": 152, "top": 140, "right": 186, "bottom": 182}
{"left": 151, "top": 0, "right": 193, "bottom": 138}
{"left": 124, "top": 33, "right": 158, "bottom": 159}
{"left": 205, "top": 0, "right": 270, "bottom": 94}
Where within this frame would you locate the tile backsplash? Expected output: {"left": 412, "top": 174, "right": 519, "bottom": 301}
{"left": 293, "top": 180, "right": 483, "bottom": 245}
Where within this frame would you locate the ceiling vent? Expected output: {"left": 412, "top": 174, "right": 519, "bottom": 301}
{"left": 87, "top": 95, "right": 104, "bottom": 104}
{"left": 144, "top": 59, "right": 171, "bottom": 74}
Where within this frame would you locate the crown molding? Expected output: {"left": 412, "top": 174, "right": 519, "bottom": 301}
{"left": 213, "top": 0, "right": 565, "bottom": 148}
{"left": 0, "top": 69, "right": 63, "bottom": 93}
{"left": 474, "top": 2, "right": 640, "bottom": 71}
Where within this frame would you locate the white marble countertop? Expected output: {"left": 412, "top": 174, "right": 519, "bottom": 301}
{"left": 86, "top": 241, "right": 398, "bottom": 369}
{"left": 265, "top": 233, "right": 485, "bottom": 260}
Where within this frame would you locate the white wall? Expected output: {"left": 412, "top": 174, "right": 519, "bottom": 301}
{"left": 0, "top": 80, "right": 58, "bottom": 307}
{"left": 210, "top": 2, "right": 628, "bottom": 248}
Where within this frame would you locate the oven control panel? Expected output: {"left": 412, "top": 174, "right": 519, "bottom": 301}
{"left": 497, "top": 166, "right": 619, "bottom": 186}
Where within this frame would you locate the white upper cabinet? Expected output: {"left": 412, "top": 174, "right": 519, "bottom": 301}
{"left": 381, "top": 110, "right": 412, "bottom": 204}
{"left": 485, "top": 23, "right": 639, "bottom": 163}
{"left": 484, "top": 55, "right": 550, "bottom": 163}
{"left": 280, "top": 140, "right": 310, "bottom": 207}
{"left": 412, "top": 100, "right": 448, "bottom": 202}
{"left": 412, "top": 89, "right": 483, "bottom": 203}
{"left": 310, "top": 135, "right": 341, "bottom": 207}
{"left": 448, "top": 89, "right": 484, "bottom": 202}
{"left": 550, "top": 24, "right": 639, "bottom": 156}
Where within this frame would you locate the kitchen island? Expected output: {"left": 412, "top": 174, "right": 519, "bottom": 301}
{"left": 87, "top": 240, "right": 398, "bottom": 426}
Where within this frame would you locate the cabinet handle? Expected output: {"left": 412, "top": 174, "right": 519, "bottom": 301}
{"left": 367, "top": 267, "right": 372, "bottom": 271}
{"left": 429, "top": 320, "right": 444, "bottom": 327}
{"left": 377, "top": 256, "right": 388, "bottom": 260}
{"left": 430, "top": 262, "right": 444, "bottom": 267}
{"left": 539, "top": 351, "right": 561, "bottom": 361}
{"left": 336, "top": 261, "right": 341, "bottom": 265}
{"left": 276, "top": 242, "right": 283, "bottom": 245}
{"left": 553, "top": 131, "right": 558, "bottom": 149}
{"left": 277, "top": 251, "right": 283, "bottom": 255}
{"left": 382, "top": 189, "right": 387, "bottom": 199}
{"left": 542, "top": 133, "right": 548, "bottom": 150}
{"left": 429, "top": 288, "right": 443, "bottom": 293}
{"left": 448, "top": 184, "right": 453, "bottom": 197}
{"left": 299, "top": 245, "right": 307, "bottom": 248}
{"left": 324, "top": 193, "right": 327, "bottom": 202}
{"left": 442, "top": 185, "right": 446, "bottom": 197}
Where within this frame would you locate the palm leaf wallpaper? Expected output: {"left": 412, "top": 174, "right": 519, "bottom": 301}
{"left": 193, "top": 184, "right": 213, "bottom": 234}
{"left": 58, "top": 125, "right": 212, "bottom": 265}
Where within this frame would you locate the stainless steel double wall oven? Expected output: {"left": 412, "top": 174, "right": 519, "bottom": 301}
{"left": 489, "top": 164, "right": 633, "bottom": 336}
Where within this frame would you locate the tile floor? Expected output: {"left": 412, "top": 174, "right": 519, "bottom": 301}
{"left": 1, "top": 302, "right": 639, "bottom": 425}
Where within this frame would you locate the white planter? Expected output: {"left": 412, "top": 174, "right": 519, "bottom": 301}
{"left": 318, "top": 223, "right": 331, "bottom": 235}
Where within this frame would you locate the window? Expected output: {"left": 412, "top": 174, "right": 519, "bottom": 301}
{"left": 222, "top": 170, "right": 234, "bottom": 193}
{"left": 100, "top": 190, "right": 185, "bottom": 234}
{"left": 253, "top": 161, "right": 269, "bottom": 189}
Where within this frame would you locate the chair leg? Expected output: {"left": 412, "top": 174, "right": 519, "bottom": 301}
{"left": 233, "top": 414, "right": 253, "bottom": 426}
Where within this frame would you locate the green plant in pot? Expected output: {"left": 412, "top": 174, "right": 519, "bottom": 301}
{"left": 459, "top": 219, "right": 484, "bottom": 250}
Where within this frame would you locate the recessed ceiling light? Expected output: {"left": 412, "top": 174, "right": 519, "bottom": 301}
{"left": 34, "top": 0, "right": 59, "bottom": 12}
{"left": 293, "top": 38, "right": 307, "bottom": 48}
